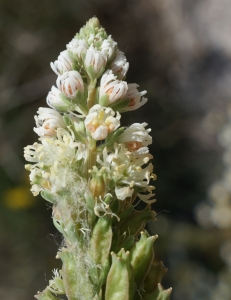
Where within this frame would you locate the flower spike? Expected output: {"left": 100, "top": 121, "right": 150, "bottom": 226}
{"left": 24, "top": 17, "right": 171, "bottom": 300}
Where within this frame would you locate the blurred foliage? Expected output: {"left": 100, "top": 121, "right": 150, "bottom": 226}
{"left": 1, "top": 0, "right": 231, "bottom": 299}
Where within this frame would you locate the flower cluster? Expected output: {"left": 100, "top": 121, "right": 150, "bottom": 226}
{"left": 24, "top": 18, "right": 171, "bottom": 300}
{"left": 25, "top": 17, "right": 153, "bottom": 204}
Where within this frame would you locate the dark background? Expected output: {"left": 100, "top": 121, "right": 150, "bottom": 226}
{"left": 1, "top": 0, "right": 231, "bottom": 299}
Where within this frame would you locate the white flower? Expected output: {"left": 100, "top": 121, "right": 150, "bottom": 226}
{"left": 56, "top": 70, "right": 84, "bottom": 98}
{"left": 84, "top": 45, "right": 107, "bottom": 78}
{"left": 115, "top": 186, "right": 134, "bottom": 200}
{"left": 84, "top": 104, "right": 121, "bottom": 140}
{"left": 34, "top": 107, "right": 65, "bottom": 137}
{"left": 47, "top": 86, "right": 69, "bottom": 110}
{"left": 110, "top": 50, "right": 129, "bottom": 79}
{"left": 94, "top": 194, "right": 119, "bottom": 220}
{"left": 122, "top": 83, "right": 147, "bottom": 111}
{"left": 66, "top": 38, "right": 88, "bottom": 60}
{"left": 99, "top": 70, "right": 128, "bottom": 103}
{"left": 100, "top": 36, "right": 117, "bottom": 61}
{"left": 24, "top": 128, "right": 86, "bottom": 195}
{"left": 118, "top": 123, "right": 152, "bottom": 153}
{"left": 96, "top": 143, "right": 155, "bottom": 202}
{"left": 50, "top": 50, "right": 73, "bottom": 76}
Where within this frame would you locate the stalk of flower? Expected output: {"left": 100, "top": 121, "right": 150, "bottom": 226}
{"left": 24, "top": 17, "right": 171, "bottom": 300}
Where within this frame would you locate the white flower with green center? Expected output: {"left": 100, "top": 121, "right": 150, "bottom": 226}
{"left": 118, "top": 122, "right": 152, "bottom": 154}
{"left": 34, "top": 107, "right": 66, "bottom": 137}
{"left": 110, "top": 50, "right": 129, "bottom": 79}
{"left": 56, "top": 70, "right": 84, "bottom": 98}
{"left": 84, "top": 104, "right": 121, "bottom": 140}
{"left": 50, "top": 50, "right": 73, "bottom": 76}
{"left": 122, "top": 83, "right": 147, "bottom": 111}
{"left": 99, "top": 70, "right": 128, "bottom": 104}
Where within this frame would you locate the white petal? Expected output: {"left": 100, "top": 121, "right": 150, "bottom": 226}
{"left": 115, "top": 186, "right": 134, "bottom": 200}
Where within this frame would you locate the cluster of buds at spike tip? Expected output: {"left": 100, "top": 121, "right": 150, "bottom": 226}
{"left": 24, "top": 17, "right": 171, "bottom": 300}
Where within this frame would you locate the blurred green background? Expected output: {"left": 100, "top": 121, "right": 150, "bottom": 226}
{"left": 1, "top": 0, "right": 231, "bottom": 299}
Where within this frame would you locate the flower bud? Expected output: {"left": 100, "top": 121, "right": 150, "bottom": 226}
{"left": 89, "top": 174, "right": 106, "bottom": 198}
{"left": 46, "top": 86, "right": 70, "bottom": 111}
{"left": 84, "top": 45, "right": 107, "bottom": 79}
{"left": 56, "top": 70, "right": 84, "bottom": 98}
{"left": 34, "top": 107, "right": 65, "bottom": 137}
{"left": 100, "top": 36, "right": 117, "bottom": 62}
{"left": 85, "top": 17, "right": 101, "bottom": 33}
{"left": 50, "top": 50, "right": 73, "bottom": 76}
{"left": 110, "top": 50, "right": 129, "bottom": 79}
{"left": 99, "top": 70, "right": 128, "bottom": 105}
{"left": 66, "top": 38, "right": 88, "bottom": 61}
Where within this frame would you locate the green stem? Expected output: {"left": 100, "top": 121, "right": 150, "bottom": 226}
{"left": 84, "top": 137, "right": 97, "bottom": 180}
{"left": 87, "top": 79, "right": 97, "bottom": 109}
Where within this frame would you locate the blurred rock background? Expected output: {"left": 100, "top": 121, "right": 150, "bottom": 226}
{"left": 1, "top": 0, "right": 231, "bottom": 299}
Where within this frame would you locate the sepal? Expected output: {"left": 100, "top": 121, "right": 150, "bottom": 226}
{"left": 142, "top": 262, "right": 168, "bottom": 296}
{"left": 130, "top": 231, "right": 157, "bottom": 287}
{"left": 97, "top": 127, "right": 124, "bottom": 151}
{"left": 89, "top": 216, "right": 112, "bottom": 266}
{"left": 41, "top": 191, "right": 57, "bottom": 204}
{"left": 105, "top": 249, "right": 135, "bottom": 300}
{"left": 108, "top": 99, "right": 130, "bottom": 112}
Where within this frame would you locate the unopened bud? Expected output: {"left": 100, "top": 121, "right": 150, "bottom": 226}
{"left": 56, "top": 70, "right": 84, "bottom": 99}
{"left": 84, "top": 46, "right": 107, "bottom": 79}
{"left": 89, "top": 175, "right": 106, "bottom": 198}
